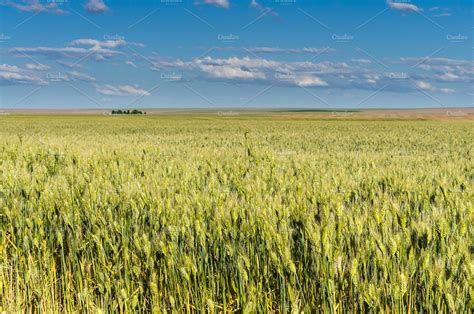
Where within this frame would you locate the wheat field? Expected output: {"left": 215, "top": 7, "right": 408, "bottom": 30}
{"left": 0, "top": 114, "right": 472, "bottom": 312}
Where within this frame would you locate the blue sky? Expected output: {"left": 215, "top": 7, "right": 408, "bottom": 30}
{"left": 0, "top": 0, "right": 472, "bottom": 109}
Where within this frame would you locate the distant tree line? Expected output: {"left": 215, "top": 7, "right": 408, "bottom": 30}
{"left": 111, "top": 109, "right": 146, "bottom": 115}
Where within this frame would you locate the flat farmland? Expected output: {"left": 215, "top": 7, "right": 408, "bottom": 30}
{"left": 0, "top": 114, "right": 472, "bottom": 312}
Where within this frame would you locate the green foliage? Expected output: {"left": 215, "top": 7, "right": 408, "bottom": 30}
{"left": 0, "top": 115, "right": 472, "bottom": 312}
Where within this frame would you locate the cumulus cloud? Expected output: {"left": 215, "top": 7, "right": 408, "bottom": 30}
{"left": 400, "top": 57, "right": 473, "bottom": 82}
{"left": 1, "top": 0, "right": 67, "bottom": 15}
{"left": 387, "top": 1, "right": 422, "bottom": 13}
{"left": 70, "top": 39, "right": 124, "bottom": 49}
{"left": 415, "top": 80, "right": 432, "bottom": 90}
{"left": 414, "top": 80, "right": 454, "bottom": 93}
{"left": 0, "top": 64, "right": 21, "bottom": 72}
{"left": 96, "top": 84, "right": 151, "bottom": 96}
{"left": 152, "top": 56, "right": 350, "bottom": 76}
{"left": 199, "top": 0, "right": 230, "bottom": 9}
{"left": 70, "top": 38, "right": 144, "bottom": 49}
{"left": 148, "top": 54, "right": 465, "bottom": 94}
{"left": 85, "top": 0, "right": 109, "bottom": 13}
{"left": 0, "top": 63, "right": 47, "bottom": 85}
{"left": 293, "top": 76, "right": 328, "bottom": 87}
{"left": 204, "top": 65, "right": 266, "bottom": 80}
{"left": 150, "top": 56, "right": 350, "bottom": 87}
{"left": 0, "top": 62, "right": 95, "bottom": 86}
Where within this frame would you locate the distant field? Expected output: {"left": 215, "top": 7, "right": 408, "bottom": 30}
{"left": 0, "top": 115, "right": 472, "bottom": 312}
{"left": 1, "top": 107, "right": 473, "bottom": 121}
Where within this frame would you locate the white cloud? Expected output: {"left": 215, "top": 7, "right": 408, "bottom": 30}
{"left": 351, "top": 59, "right": 372, "bottom": 65}
{"left": 148, "top": 54, "right": 465, "bottom": 94}
{"left": 218, "top": 47, "right": 335, "bottom": 54}
{"left": 151, "top": 56, "right": 348, "bottom": 87}
{"left": 67, "top": 71, "right": 96, "bottom": 82}
{"left": 415, "top": 80, "right": 432, "bottom": 90}
{"left": 250, "top": 0, "right": 278, "bottom": 17}
{"left": 435, "top": 73, "right": 461, "bottom": 82}
{"left": 125, "top": 61, "right": 137, "bottom": 68}
{"left": 400, "top": 57, "right": 473, "bottom": 83}
{"left": 11, "top": 46, "right": 122, "bottom": 61}
{"left": 96, "top": 84, "right": 151, "bottom": 96}
{"left": 0, "top": 71, "right": 45, "bottom": 85}
{"left": 0, "top": 63, "right": 47, "bottom": 85}
{"left": 10, "top": 39, "right": 141, "bottom": 64}
{"left": 70, "top": 39, "right": 124, "bottom": 48}
{"left": 25, "top": 63, "right": 50, "bottom": 71}
{"left": 85, "top": 0, "right": 109, "bottom": 13}
{"left": 2, "top": 0, "right": 43, "bottom": 12}
{"left": 400, "top": 57, "right": 472, "bottom": 67}
{"left": 0, "top": 64, "right": 21, "bottom": 72}
{"left": 1, "top": 0, "right": 67, "bottom": 15}
{"left": 294, "top": 76, "right": 328, "bottom": 87}
{"left": 200, "top": 0, "right": 230, "bottom": 9}
{"left": 70, "top": 38, "right": 144, "bottom": 49}
{"left": 2, "top": 62, "right": 94, "bottom": 86}
{"left": 387, "top": 1, "right": 422, "bottom": 13}
{"left": 202, "top": 65, "right": 266, "bottom": 80}
{"left": 414, "top": 80, "right": 454, "bottom": 93}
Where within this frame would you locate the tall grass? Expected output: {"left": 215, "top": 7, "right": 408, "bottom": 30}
{"left": 0, "top": 116, "right": 472, "bottom": 312}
